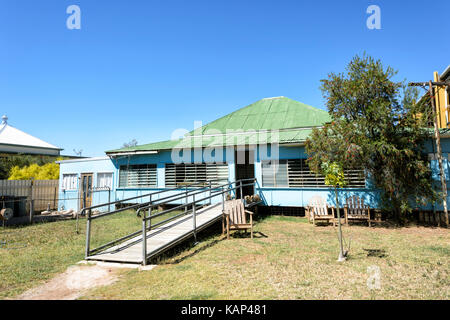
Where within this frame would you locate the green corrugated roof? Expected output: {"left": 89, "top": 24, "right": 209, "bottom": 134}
{"left": 188, "top": 96, "right": 330, "bottom": 135}
{"left": 106, "top": 97, "right": 330, "bottom": 154}
{"left": 107, "top": 139, "right": 181, "bottom": 153}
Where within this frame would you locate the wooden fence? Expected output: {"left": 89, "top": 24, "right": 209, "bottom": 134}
{"left": 0, "top": 180, "right": 59, "bottom": 216}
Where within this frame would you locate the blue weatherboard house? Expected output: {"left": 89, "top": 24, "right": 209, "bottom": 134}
{"left": 57, "top": 96, "right": 450, "bottom": 214}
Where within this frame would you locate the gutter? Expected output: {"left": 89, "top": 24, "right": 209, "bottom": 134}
{"left": 107, "top": 150, "right": 159, "bottom": 157}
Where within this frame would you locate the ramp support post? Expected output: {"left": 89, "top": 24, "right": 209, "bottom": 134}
{"left": 142, "top": 218, "right": 147, "bottom": 266}
{"left": 193, "top": 194, "right": 197, "bottom": 243}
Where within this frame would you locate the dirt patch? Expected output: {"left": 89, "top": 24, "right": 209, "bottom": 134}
{"left": 16, "top": 265, "right": 119, "bottom": 300}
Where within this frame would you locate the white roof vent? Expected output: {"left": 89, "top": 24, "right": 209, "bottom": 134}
{"left": 1, "top": 115, "right": 7, "bottom": 125}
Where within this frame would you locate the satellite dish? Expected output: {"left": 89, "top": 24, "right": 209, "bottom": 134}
{"left": 0, "top": 208, "right": 13, "bottom": 221}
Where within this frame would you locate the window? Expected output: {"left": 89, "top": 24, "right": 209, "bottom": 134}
{"left": 262, "top": 159, "right": 366, "bottom": 188}
{"left": 262, "top": 160, "right": 288, "bottom": 187}
{"left": 62, "top": 174, "right": 78, "bottom": 190}
{"left": 287, "top": 159, "right": 325, "bottom": 188}
{"left": 165, "top": 163, "right": 228, "bottom": 187}
{"left": 97, "top": 172, "right": 113, "bottom": 189}
{"left": 119, "top": 164, "right": 157, "bottom": 188}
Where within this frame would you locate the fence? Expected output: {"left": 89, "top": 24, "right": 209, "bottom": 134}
{"left": 0, "top": 180, "right": 59, "bottom": 216}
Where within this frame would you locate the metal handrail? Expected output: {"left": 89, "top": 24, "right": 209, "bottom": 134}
{"left": 86, "top": 178, "right": 258, "bottom": 260}
{"left": 140, "top": 179, "right": 255, "bottom": 222}
{"left": 140, "top": 179, "right": 257, "bottom": 265}
{"left": 136, "top": 182, "right": 231, "bottom": 219}
{"left": 83, "top": 179, "right": 224, "bottom": 257}
{"left": 81, "top": 179, "right": 221, "bottom": 213}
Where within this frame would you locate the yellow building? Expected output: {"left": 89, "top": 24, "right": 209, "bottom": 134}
{"left": 433, "top": 65, "right": 450, "bottom": 129}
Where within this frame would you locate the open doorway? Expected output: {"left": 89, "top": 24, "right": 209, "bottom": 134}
{"left": 235, "top": 149, "right": 255, "bottom": 199}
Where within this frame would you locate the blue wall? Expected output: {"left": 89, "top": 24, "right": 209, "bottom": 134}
{"left": 58, "top": 138, "right": 450, "bottom": 212}
{"left": 58, "top": 157, "right": 116, "bottom": 212}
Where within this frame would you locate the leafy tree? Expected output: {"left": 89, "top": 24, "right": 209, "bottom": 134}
{"left": 0, "top": 154, "right": 60, "bottom": 179}
{"left": 306, "top": 54, "right": 436, "bottom": 223}
{"left": 8, "top": 161, "right": 60, "bottom": 180}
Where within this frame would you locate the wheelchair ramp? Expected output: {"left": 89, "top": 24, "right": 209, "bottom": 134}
{"left": 86, "top": 203, "right": 223, "bottom": 264}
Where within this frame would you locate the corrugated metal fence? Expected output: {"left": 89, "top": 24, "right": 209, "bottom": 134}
{"left": 0, "top": 180, "right": 59, "bottom": 216}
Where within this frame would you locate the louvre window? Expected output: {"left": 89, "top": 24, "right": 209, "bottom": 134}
{"left": 119, "top": 164, "right": 157, "bottom": 188}
{"left": 262, "top": 159, "right": 366, "bottom": 188}
{"left": 262, "top": 160, "right": 288, "bottom": 187}
{"left": 165, "top": 163, "right": 228, "bottom": 187}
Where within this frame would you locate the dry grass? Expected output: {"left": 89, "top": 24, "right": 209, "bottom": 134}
{"left": 0, "top": 209, "right": 180, "bottom": 299}
{"left": 82, "top": 215, "right": 450, "bottom": 300}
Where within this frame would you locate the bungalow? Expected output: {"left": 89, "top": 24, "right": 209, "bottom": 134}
{"left": 57, "top": 96, "right": 450, "bottom": 214}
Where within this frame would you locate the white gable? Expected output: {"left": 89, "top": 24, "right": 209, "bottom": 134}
{"left": 0, "top": 115, "right": 61, "bottom": 154}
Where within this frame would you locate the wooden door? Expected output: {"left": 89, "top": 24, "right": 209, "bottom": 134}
{"left": 80, "top": 173, "right": 93, "bottom": 209}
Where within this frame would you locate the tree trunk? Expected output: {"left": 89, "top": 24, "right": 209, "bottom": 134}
{"left": 335, "top": 187, "right": 346, "bottom": 262}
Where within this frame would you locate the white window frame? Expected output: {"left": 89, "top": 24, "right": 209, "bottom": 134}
{"left": 62, "top": 173, "right": 78, "bottom": 191}
{"left": 97, "top": 172, "right": 113, "bottom": 189}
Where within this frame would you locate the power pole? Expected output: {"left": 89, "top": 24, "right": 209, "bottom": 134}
{"left": 409, "top": 80, "right": 449, "bottom": 227}
{"left": 429, "top": 81, "right": 449, "bottom": 227}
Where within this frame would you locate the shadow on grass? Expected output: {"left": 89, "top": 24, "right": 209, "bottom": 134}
{"left": 162, "top": 238, "right": 224, "bottom": 265}
{"left": 151, "top": 222, "right": 223, "bottom": 264}
{"left": 151, "top": 219, "right": 269, "bottom": 264}
{"left": 227, "top": 230, "right": 268, "bottom": 239}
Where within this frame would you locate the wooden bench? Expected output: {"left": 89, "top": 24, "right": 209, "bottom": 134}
{"left": 222, "top": 199, "right": 254, "bottom": 239}
{"left": 305, "top": 196, "right": 336, "bottom": 226}
{"left": 344, "top": 195, "right": 379, "bottom": 227}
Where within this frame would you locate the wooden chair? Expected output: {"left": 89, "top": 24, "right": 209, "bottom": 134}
{"left": 305, "top": 196, "right": 335, "bottom": 226}
{"left": 344, "top": 195, "right": 376, "bottom": 227}
{"left": 222, "top": 199, "right": 254, "bottom": 239}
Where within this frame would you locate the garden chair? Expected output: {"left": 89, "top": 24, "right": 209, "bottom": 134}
{"left": 306, "top": 196, "right": 335, "bottom": 226}
{"left": 344, "top": 195, "right": 377, "bottom": 226}
{"left": 222, "top": 199, "right": 254, "bottom": 239}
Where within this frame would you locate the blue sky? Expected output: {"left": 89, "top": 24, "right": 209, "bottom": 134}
{"left": 1, "top": 0, "right": 449, "bottom": 157}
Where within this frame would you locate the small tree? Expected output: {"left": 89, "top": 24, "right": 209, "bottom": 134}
{"left": 321, "top": 162, "right": 347, "bottom": 262}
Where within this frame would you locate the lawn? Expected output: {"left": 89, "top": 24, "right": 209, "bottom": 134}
{"left": 81, "top": 215, "right": 449, "bottom": 300}
{"left": 0, "top": 209, "right": 179, "bottom": 299}
{"left": 1, "top": 213, "right": 449, "bottom": 300}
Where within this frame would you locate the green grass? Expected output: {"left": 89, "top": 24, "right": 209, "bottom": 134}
{"left": 81, "top": 215, "right": 450, "bottom": 300}
{"left": 0, "top": 208, "right": 181, "bottom": 299}
{"left": 2, "top": 213, "right": 449, "bottom": 300}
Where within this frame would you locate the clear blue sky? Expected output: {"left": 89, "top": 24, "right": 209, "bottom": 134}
{"left": 1, "top": 0, "right": 449, "bottom": 157}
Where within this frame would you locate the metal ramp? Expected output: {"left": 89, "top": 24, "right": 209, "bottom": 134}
{"left": 81, "top": 179, "right": 261, "bottom": 265}
{"left": 86, "top": 203, "right": 223, "bottom": 264}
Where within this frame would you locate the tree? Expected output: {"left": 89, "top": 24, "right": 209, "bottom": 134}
{"left": 122, "top": 139, "right": 138, "bottom": 148}
{"left": 8, "top": 161, "right": 60, "bottom": 180}
{"left": 321, "top": 162, "right": 348, "bottom": 261}
{"left": 306, "top": 54, "right": 437, "bottom": 223}
{"left": 0, "top": 154, "right": 59, "bottom": 179}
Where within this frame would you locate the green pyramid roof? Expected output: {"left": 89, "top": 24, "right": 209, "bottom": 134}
{"left": 106, "top": 97, "right": 330, "bottom": 154}
{"left": 188, "top": 96, "right": 330, "bottom": 134}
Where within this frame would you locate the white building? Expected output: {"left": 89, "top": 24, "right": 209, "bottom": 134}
{"left": 0, "top": 115, "right": 62, "bottom": 156}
